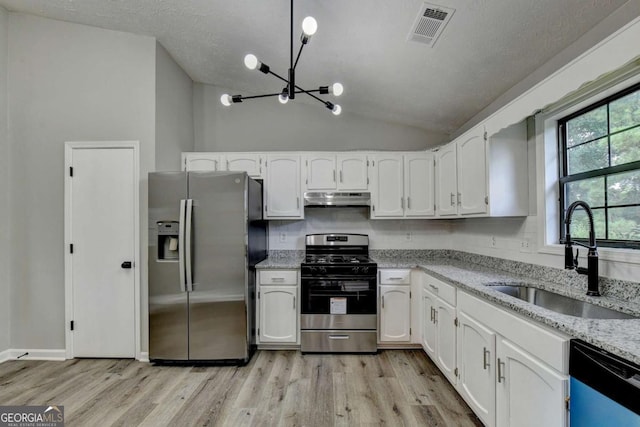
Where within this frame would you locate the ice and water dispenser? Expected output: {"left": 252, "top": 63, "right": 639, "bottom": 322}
{"left": 156, "top": 221, "right": 179, "bottom": 261}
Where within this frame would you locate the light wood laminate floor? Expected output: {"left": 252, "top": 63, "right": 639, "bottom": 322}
{"left": 0, "top": 350, "right": 482, "bottom": 426}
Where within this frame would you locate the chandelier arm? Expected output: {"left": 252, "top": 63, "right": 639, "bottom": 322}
{"left": 296, "top": 86, "right": 331, "bottom": 106}
{"left": 266, "top": 69, "right": 289, "bottom": 85}
{"left": 238, "top": 92, "right": 283, "bottom": 101}
{"left": 293, "top": 43, "right": 305, "bottom": 70}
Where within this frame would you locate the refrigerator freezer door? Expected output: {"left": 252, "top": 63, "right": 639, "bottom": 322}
{"left": 187, "top": 172, "right": 249, "bottom": 360}
{"left": 148, "top": 172, "right": 189, "bottom": 361}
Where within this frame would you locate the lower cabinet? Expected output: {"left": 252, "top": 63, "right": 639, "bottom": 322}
{"left": 257, "top": 270, "right": 299, "bottom": 344}
{"left": 379, "top": 269, "right": 412, "bottom": 343}
{"left": 456, "top": 291, "right": 569, "bottom": 427}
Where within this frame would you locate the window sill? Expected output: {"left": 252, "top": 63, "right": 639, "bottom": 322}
{"left": 540, "top": 244, "right": 640, "bottom": 265}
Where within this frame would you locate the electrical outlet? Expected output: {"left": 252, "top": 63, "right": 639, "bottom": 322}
{"left": 405, "top": 232, "right": 412, "bottom": 241}
{"left": 279, "top": 232, "right": 287, "bottom": 243}
{"left": 520, "top": 238, "right": 532, "bottom": 253}
{"left": 490, "top": 236, "right": 497, "bottom": 248}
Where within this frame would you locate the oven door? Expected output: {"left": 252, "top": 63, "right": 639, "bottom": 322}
{"left": 301, "top": 276, "right": 377, "bottom": 315}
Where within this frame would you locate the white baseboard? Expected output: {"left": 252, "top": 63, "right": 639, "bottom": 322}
{"left": 138, "top": 352, "right": 149, "bottom": 363}
{"left": 0, "top": 349, "right": 67, "bottom": 363}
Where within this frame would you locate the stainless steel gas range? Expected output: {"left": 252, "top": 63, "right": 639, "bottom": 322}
{"left": 300, "top": 234, "right": 378, "bottom": 353}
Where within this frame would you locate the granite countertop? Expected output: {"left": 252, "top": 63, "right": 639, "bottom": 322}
{"left": 256, "top": 249, "right": 640, "bottom": 365}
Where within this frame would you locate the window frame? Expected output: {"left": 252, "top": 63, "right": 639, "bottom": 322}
{"left": 557, "top": 81, "right": 640, "bottom": 249}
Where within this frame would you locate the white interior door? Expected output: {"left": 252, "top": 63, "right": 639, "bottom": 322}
{"left": 67, "top": 144, "right": 137, "bottom": 358}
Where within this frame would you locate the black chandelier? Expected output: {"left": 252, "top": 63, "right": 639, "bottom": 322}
{"left": 220, "top": 0, "right": 343, "bottom": 115}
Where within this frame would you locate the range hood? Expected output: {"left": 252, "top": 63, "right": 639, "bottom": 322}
{"left": 303, "top": 191, "right": 371, "bottom": 207}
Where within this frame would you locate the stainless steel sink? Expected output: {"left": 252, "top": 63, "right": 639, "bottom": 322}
{"left": 490, "top": 284, "right": 638, "bottom": 319}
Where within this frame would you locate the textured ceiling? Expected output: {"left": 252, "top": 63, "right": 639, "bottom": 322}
{"left": 0, "top": 0, "right": 630, "bottom": 133}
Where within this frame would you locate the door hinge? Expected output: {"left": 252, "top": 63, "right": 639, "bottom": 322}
{"left": 69, "top": 167, "right": 73, "bottom": 177}
{"left": 366, "top": 160, "right": 370, "bottom": 167}
{"left": 485, "top": 196, "right": 489, "bottom": 205}
{"left": 257, "top": 328, "right": 260, "bottom": 336}
{"left": 70, "top": 320, "right": 74, "bottom": 331}
{"left": 367, "top": 177, "right": 369, "bottom": 185}
{"left": 565, "top": 396, "right": 570, "bottom": 411}
{"left": 257, "top": 291, "right": 260, "bottom": 299}
{"left": 409, "top": 327, "right": 412, "bottom": 336}
{"left": 409, "top": 291, "right": 412, "bottom": 298}
{"left": 483, "top": 131, "right": 488, "bottom": 141}
{"left": 372, "top": 205, "right": 376, "bottom": 212}
{"left": 454, "top": 367, "right": 459, "bottom": 377}
{"left": 454, "top": 317, "right": 459, "bottom": 327}
{"left": 70, "top": 244, "right": 74, "bottom": 254}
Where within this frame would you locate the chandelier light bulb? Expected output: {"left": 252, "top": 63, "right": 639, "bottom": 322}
{"left": 301, "top": 16, "right": 318, "bottom": 36}
{"left": 331, "top": 83, "right": 344, "bottom": 96}
{"left": 279, "top": 94, "right": 289, "bottom": 104}
{"left": 244, "top": 54, "right": 259, "bottom": 70}
{"left": 332, "top": 104, "right": 342, "bottom": 116}
{"left": 220, "top": 94, "right": 232, "bottom": 106}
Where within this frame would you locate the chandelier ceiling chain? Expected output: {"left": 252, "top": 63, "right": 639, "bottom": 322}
{"left": 220, "top": 0, "right": 343, "bottom": 115}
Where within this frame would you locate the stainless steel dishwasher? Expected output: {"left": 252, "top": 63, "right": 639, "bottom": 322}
{"left": 570, "top": 339, "right": 640, "bottom": 426}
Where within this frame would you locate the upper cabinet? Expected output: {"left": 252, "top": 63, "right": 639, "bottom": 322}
{"left": 371, "top": 152, "right": 435, "bottom": 219}
{"left": 264, "top": 154, "right": 303, "bottom": 219}
{"left": 304, "top": 153, "right": 368, "bottom": 191}
{"left": 435, "top": 121, "right": 528, "bottom": 218}
{"left": 182, "top": 152, "right": 264, "bottom": 179}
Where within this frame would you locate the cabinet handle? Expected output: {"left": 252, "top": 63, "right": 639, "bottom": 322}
{"left": 407, "top": 197, "right": 411, "bottom": 210}
{"left": 497, "top": 358, "right": 505, "bottom": 383}
{"left": 429, "top": 284, "right": 439, "bottom": 293}
{"left": 293, "top": 296, "right": 296, "bottom": 310}
{"left": 430, "top": 307, "right": 434, "bottom": 322}
{"left": 340, "top": 170, "right": 343, "bottom": 183}
{"left": 382, "top": 295, "right": 385, "bottom": 309}
{"left": 388, "top": 277, "right": 404, "bottom": 280}
{"left": 271, "top": 277, "right": 285, "bottom": 282}
{"left": 457, "top": 192, "right": 462, "bottom": 206}
{"left": 434, "top": 309, "right": 438, "bottom": 324}
{"left": 226, "top": 160, "right": 230, "bottom": 169}
{"left": 329, "top": 335, "right": 349, "bottom": 340}
{"left": 483, "top": 347, "right": 490, "bottom": 370}
{"left": 450, "top": 193, "right": 455, "bottom": 206}
{"left": 214, "top": 159, "right": 219, "bottom": 170}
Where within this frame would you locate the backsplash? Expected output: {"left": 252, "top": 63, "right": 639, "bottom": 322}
{"left": 268, "top": 208, "right": 452, "bottom": 250}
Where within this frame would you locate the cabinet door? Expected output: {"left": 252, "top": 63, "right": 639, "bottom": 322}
{"left": 225, "top": 153, "right": 264, "bottom": 178}
{"left": 371, "top": 155, "right": 404, "bottom": 218}
{"left": 305, "top": 155, "right": 336, "bottom": 190}
{"left": 258, "top": 286, "right": 297, "bottom": 343}
{"left": 435, "top": 144, "right": 457, "bottom": 216}
{"left": 457, "top": 132, "right": 488, "bottom": 215}
{"left": 404, "top": 152, "right": 435, "bottom": 217}
{"left": 379, "top": 285, "right": 411, "bottom": 342}
{"left": 183, "top": 153, "right": 223, "bottom": 171}
{"left": 422, "top": 288, "right": 437, "bottom": 358}
{"left": 496, "top": 338, "right": 568, "bottom": 427}
{"left": 265, "top": 155, "right": 302, "bottom": 219}
{"left": 457, "top": 311, "right": 496, "bottom": 427}
{"left": 337, "top": 153, "right": 368, "bottom": 190}
{"left": 436, "top": 298, "right": 457, "bottom": 385}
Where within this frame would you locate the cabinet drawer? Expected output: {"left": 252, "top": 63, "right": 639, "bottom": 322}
{"left": 379, "top": 269, "right": 411, "bottom": 285}
{"left": 425, "top": 276, "right": 456, "bottom": 306}
{"left": 259, "top": 270, "right": 298, "bottom": 285}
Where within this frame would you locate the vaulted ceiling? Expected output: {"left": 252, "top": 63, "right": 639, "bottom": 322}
{"left": 0, "top": 0, "right": 631, "bottom": 133}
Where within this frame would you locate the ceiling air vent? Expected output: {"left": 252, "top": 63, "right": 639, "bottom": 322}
{"left": 408, "top": 3, "right": 455, "bottom": 47}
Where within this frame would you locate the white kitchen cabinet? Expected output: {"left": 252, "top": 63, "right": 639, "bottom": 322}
{"left": 257, "top": 270, "right": 298, "bottom": 344}
{"left": 304, "top": 153, "right": 369, "bottom": 191}
{"left": 371, "top": 152, "right": 435, "bottom": 219}
{"left": 456, "top": 291, "right": 569, "bottom": 427}
{"left": 305, "top": 154, "right": 336, "bottom": 190}
{"left": 225, "top": 153, "right": 264, "bottom": 179}
{"left": 496, "top": 338, "right": 568, "bottom": 427}
{"left": 379, "top": 269, "right": 412, "bottom": 342}
{"left": 336, "top": 153, "right": 368, "bottom": 190}
{"left": 264, "top": 154, "right": 303, "bottom": 219}
{"left": 435, "top": 120, "right": 528, "bottom": 217}
{"left": 421, "top": 273, "right": 457, "bottom": 385}
{"left": 182, "top": 153, "right": 224, "bottom": 171}
{"left": 456, "top": 310, "right": 497, "bottom": 427}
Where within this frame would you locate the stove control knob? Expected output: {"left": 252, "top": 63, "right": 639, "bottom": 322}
{"left": 319, "top": 266, "right": 327, "bottom": 274}
{"left": 361, "top": 266, "right": 369, "bottom": 274}
{"left": 308, "top": 266, "right": 317, "bottom": 274}
{"left": 352, "top": 266, "right": 360, "bottom": 274}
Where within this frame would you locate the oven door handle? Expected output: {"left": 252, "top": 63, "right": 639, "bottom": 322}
{"left": 329, "top": 335, "right": 350, "bottom": 340}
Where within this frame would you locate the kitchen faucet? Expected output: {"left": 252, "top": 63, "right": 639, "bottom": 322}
{"left": 564, "top": 201, "right": 600, "bottom": 296}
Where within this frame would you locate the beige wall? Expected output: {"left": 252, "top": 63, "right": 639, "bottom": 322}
{"left": 0, "top": 5, "right": 9, "bottom": 354}
{"left": 155, "top": 42, "right": 194, "bottom": 171}
{"left": 7, "top": 14, "right": 156, "bottom": 350}
{"left": 193, "top": 83, "right": 448, "bottom": 152}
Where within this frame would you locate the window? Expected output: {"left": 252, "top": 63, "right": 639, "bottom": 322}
{"left": 558, "top": 82, "right": 640, "bottom": 248}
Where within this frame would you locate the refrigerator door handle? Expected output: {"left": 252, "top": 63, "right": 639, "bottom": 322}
{"left": 185, "top": 198, "right": 194, "bottom": 292}
{"left": 178, "top": 199, "right": 187, "bottom": 292}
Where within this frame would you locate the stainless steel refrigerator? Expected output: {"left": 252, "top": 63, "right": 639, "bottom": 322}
{"left": 148, "top": 171, "right": 267, "bottom": 364}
